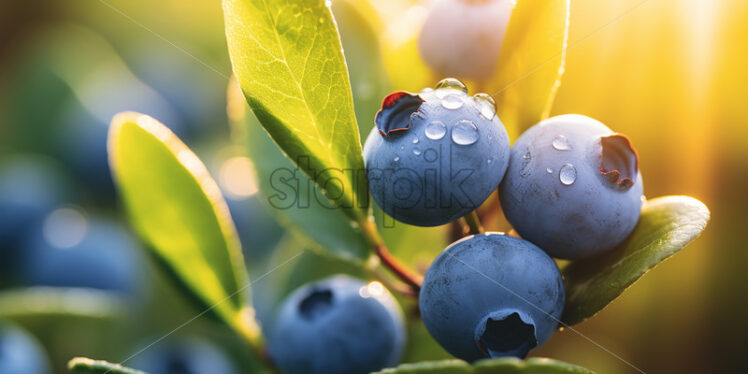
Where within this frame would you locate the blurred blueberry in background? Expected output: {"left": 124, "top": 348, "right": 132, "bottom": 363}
{"left": 130, "top": 337, "right": 237, "bottom": 374}
{"left": 0, "top": 321, "right": 51, "bottom": 374}
{"left": 19, "top": 209, "right": 142, "bottom": 293}
{"left": 0, "top": 155, "right": 71, "bottom": 285}
{"left": 54, "top": 61, "right": 184, "bottom": 201}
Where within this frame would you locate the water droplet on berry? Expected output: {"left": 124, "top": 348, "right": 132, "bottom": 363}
{"left": 487, "top": 159, "right": 492, "bottom": 164}
{"left": 435, "top": 78, "right": 468, "bottom": 93}
{"left": 412, "top": 147, "right": 422, "bottom": 156}
{"left": 410, "top": 111, "right": 425, "bottom": 122}
{"left": 412, "top": 137, "right": 419, "bottom": 144}
{"left": 473, "top": 93, "right": 496, "bottom": 120}
{"left": 451, "top": 120, "right": 479, "bottom": 145}
{"left": 425, "top": 121, "right": 447, "bottom": 140}
{"left": 546, "top": 167, "right": 553, "bottom": 174}
{"left": 394, "top": 156, "right": 400, "bottom": 162}
{"left": 441, "top": 94, "right": 464, "bottom": 110}
{"left": 520, "top": 152, "right": 533, "bottom": 177}
{"left": 559, "top": 163, "right": 577, "bottom": 185}
{"left": 552, "top": 135, "right": 572, "bottom": 151}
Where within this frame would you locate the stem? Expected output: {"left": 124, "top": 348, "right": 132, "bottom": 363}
{"left": 361, "top": 219, "right": 423, "bottom": 293}
{"left": 464, "top": 210, "right": 485, "bottom": 235}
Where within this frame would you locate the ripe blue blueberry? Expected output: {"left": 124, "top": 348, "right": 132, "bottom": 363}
{"left": 19, "top": 212, "right": 142, "bottom": 293}
{"left": 364, "top": 79, "right": 510, "bottom": 226}
{"left": 419, "top": 0, "right": 514, "bottom": 80}
{"left": 499, "top": 114, "right": 644, "bottom": 259}
{"left": 419, "top": 233, "right": 565, "bottom": 361}
{"left": 130, "top": 337, "right": 237, "bottom": 374}
{"left": 270, "top": 275, "right": 405, "bottom": 374}
{"left": 0, "top": 322, "right": 51, "bottom": 374}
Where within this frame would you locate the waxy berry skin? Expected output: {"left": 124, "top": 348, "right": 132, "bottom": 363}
{"left": 419, "top": 233, "right": 565, "bottom": 361}
{"left": 364, "top": 81, "right": 510, "bottom": 226}
{"left": 270, "top": 275, "right": 405, "bottom": 374}
{"left": 500, "top": 114, "right": 644, "bottom": 259}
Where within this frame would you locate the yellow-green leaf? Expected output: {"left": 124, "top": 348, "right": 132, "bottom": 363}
{"left": 0, "top": 287, "right": 123, "bottom": 321}
{"left": 487, "top": 0, "right": 570, "bottom": 138}
{"left": 562, "top": 196, "right": 710, "bottom": 325}
{"left": 224, "top": 0, "right": 368, "bottom": 225}
{"left": 374, "top": 357, "right": 595, "bottom": 374}
{"left": 108, "top": 112, "right": 254, "bottom": 337}
{"left": 68, "top": 358, "right": 146, "bottom": 374}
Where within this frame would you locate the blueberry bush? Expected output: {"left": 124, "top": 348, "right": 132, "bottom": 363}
{"left": 0, "top": 1, "right": 710, "bottom": 374}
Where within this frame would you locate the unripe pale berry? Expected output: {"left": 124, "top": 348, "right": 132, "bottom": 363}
{"left": 419, "top": 0, "right": 515, "bottom": 80}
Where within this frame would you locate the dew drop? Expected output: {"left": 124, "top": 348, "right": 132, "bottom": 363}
{"left": 451, "top": 120, "right": 479, "bottom": 145}
{"left": 559, "top": 163, "right": 577, "bottom": 185}
{"left": 546, "top": 167, "right": 553, "bottom": 174}
{"left": 412, "top": 137, "right": 419, "bottom": 144}
{"left": 552, "top": 135, "right": 572, "bottom": 151}
{"left": 487, "top": 159, "right": 492, "bottom": 164}
{"left": 473, "top": 93, "right": 496, "bottom": 120}
{"left": 519, "top": 152, "right": 532, "bottom": 177}
{"left": 394, "top": 156, "right": 400, "bottom": 162}
{"left": 412, "top": 147, "right": 422, "bottom": 156}
{"left": 425, "top": 121, "right": 447, "bottom": 140}
{"left": 435, "top": 78, "right": 468, "bottom": 93}
{"left": 441, "top": 94, "right": 464, "bottom": 110}
{"left": 421, "top": 87, "right": 434, "bottom": 93}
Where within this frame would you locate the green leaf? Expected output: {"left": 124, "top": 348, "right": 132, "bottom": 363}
{"left": 562, "top": 195, "right": 710, "bottom": 325}
{"left": 224, "top": 0, "right": 369, "bottom": 225}
{"left": 0, "top": 287, "right": 123, "bottom": 321}
{"left": 68, "top": 357, "right": 146, "bottom": 374}
{"left": 375, "top": 357, "right": 595, "bottom": 374}
{"left": 228, "top": 80, "right": 369, "bottom": 262}
{"left": 487, "top": 0, "right": 570, "bottom": 138}
{"left": 108, "top": 112, "right": 255, "bottom": 338}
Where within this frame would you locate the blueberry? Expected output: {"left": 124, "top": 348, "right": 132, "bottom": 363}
{"left": 270, "top": 275, "right": 405, "bottom": 374}
{"left": 419, "top": 233, "right": 565, "bottom": 361}
{"left": 0, "top": 155, "right": 70, "bottom": 284}
{"left": 55, "top": 70, "right": 185, "bottom": 201}
{"left": 419, "top": 0, "right": 514, "bottom": 80}
{"left": 0, "top": 155, "right": 70, "bottom": 247}
{"left": 0, "top": 322, "right": 51, "bottom": 374}
{"left": 130, "top": 337, "right": 237, "bottom": 374}
{"left": 19, "top": 211, "right": 142, "bottom": 293}
{"left": 499, "top": 114, "right": 644, "bottom": 259}
{"left": 363, "top": 79, "right": 510, "bottom": 226}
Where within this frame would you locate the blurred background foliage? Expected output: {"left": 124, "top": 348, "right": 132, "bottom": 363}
{"left": 0, "top": 0, "right": 745, "bottom": 373}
